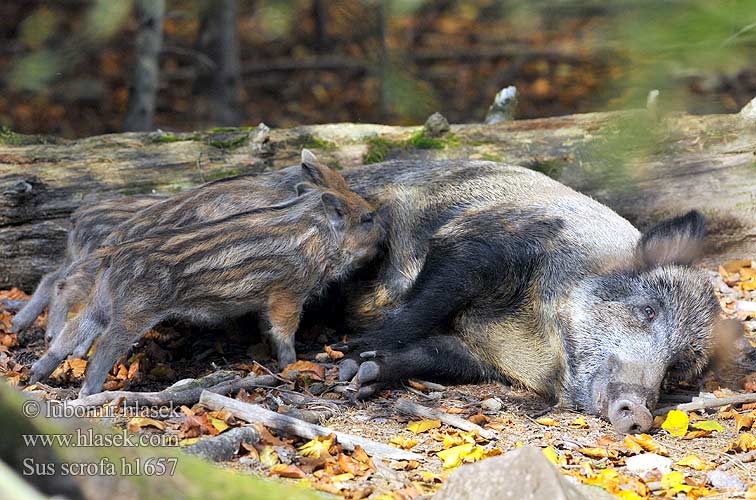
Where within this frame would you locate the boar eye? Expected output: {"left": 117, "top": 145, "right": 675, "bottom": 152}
{"left": 360, "top": 213, "right": 374, "bottom": 225}
{"left": 642, "top": 305, "right": 656, "bottom": 320}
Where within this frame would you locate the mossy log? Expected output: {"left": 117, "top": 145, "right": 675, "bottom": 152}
{"left": 1, "top": 108, "right": 755, "bottom": 291}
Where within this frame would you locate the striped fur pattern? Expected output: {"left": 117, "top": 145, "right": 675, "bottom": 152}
{"left": 40, "top": 150, "right": 349, "bottom": 341}
{"left": 31, "top": 184, "right": 384, "bottom": 397}
{"left": 10, "top": 196, "right": 163, "bottom": 336}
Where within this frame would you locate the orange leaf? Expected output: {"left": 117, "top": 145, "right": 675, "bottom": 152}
{"left": 269, "top": 464, "right": 306, "bottom": 478}
{"left": 281, "top": 360, "right": 325, "bottom": 380}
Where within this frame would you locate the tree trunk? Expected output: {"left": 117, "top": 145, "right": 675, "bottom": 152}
{"left": 196, "top": 0, "right": 242, "bottom": 126}
{"left": 122, "top": 0, "right": 166, "bottom": 132}
{"left": 0, "top": 107, "right": 755, "bottom": 291}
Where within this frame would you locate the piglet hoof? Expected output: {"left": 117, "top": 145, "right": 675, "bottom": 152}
{"left": 29, "top": 354, "right": 64, "bottom": 385}
{"left": 338, "top": 359, "right": 359, "bottom": 381}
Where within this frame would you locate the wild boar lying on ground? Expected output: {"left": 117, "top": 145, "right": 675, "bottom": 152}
{"left": 30, "top": 184, "right": 384, "bottom": 397}
{"left": 23, "top": 150, "right": 348, "bottom": 342}
{"left": 9, "top": 196, "right": 163, "bottom": 336}
{"left": 330, "top": 160, "right": 732, "bottom": 434}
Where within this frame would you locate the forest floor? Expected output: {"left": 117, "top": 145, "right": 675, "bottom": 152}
{"left": 1, "top": 259, "right": 756, "bottom": 499}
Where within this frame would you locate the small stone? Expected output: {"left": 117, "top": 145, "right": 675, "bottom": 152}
{"left": 250, "top": 122, "right": 274, "bottom": 157}
{"left": 707, "top": 470, "right": 745, "bottom": 490}
{"left": 485, "top": 85, "right": 518, "bottom": 124}
{"left": 423, "top": 112, "right": 450, "bottom": 137}
{"left": 314, "top": 352, "right": 330, "bottom": 363}
{"left": 481, "top": 397, "right": 503, "bottom": 412}
{"left": 625, "top": 453, "right": 672, "bottom": 476}
{"left": 740, "top": 96, "right": 756, "bottom": 121}
{"left": 735, "top": 300, "right": 756, "bottom": 313}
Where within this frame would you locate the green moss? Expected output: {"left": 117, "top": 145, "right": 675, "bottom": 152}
{"left": 480, "top": 153, "right": 502, "bottom": 162}
{"left": 0, "top": 126, "right": 56, "bottom": 145}
{"left": 204, "top": 168, "right": 245, "bottom": 181}
{"left": 152, "top": 133, "right": 200, "bottom": 143}
{"left": 208, "top": 133, "right": 249, "bottom": 150}
{"left": 363, "top": 131, "right": 459, "bottom": 164}
{"left": 363, "top": 137, "right": 403, "bottom": 164}
{"left": 299, "top": 134, "right": 336, "bottom": 150}
{"left": 527, "top": 158, "right": 567, "bottom": 179}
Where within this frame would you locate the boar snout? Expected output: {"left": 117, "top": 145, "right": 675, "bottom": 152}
{"left": 608, "top": 398, "right": 653, "bottom": 434}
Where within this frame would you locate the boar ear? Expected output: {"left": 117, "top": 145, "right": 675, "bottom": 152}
{"left": 301, "top": 149, "right": 328, "bottom": 187}
{"left": 295, "top": 182, "right": 317, "bottom": 196}
{"left": 636, "top": 210, "right": 705, "bottom": 268}
{"left": 321, "top": 192, "right": 347, "bottom": 231}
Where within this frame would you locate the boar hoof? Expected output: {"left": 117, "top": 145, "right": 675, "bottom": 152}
{"left": 29, "top": 355, "right": 61, "bottom": 384}
{"left": 338, "top": 359, "right": 359, "bottom": 381}
{"left": 354, "top": 360, "right": 387, "bottom": 400}
{"left": 609, "top": 399, "right": 653, "bottom": 434}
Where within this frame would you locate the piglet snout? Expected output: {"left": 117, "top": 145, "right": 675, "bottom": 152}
{"left": 608, "top": 399, "right": 653, "bottom": 434}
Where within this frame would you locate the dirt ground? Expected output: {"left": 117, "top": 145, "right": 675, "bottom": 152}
{"left": 1, "top": 261, "right": 755, "bottom": 499}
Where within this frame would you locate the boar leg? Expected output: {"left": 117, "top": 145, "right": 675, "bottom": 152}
{"left": 265, "top": 292, "right": 304, "bottom": 370}
{"left": 346, "top": 335, "right": 500, "bottom": 399}
{"left": 45, "top": 278, "right": 91, "bottom": 342}
{"left": 10, "top": 268, "right": 63, "bottom": 333}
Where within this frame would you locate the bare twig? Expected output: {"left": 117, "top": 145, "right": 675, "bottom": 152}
{"left": 654, "top": 392, "right": 756, "bottom": 415}
{"left": 199, "top": 391, "right": 421, "bottom": 461}
{"left": 183, "top": 425, "right": 259, "bottom": 462}
{"left": 68, "top": 373, "right": 280, "bottom": 408}
{"left": 394, "top": 399, "right": 496, "bottom": 440}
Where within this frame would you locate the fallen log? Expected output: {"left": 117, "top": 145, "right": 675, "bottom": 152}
{"left": 199, "top": 390, "right": 422, "bottom": 461}
{"left": 183, "top": 426, "right": 260, "bottom": 462}
{"left": 1, "top": 101, "right": 755, "bottom": 290}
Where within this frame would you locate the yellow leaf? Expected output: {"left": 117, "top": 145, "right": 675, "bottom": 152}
{"left": 179, "top": 437, "right": 200, "bottom": 446}
{"left": 734, "top": 413, "right": 755, "bottom": 432}
{"left": 436, "top": 443, "right": 475, "bottom": 469}
{"left": 615, "top": 492, "right": 645, "bottom": 500}
{"left": 691, "top": 420, "right": 723, "bottom": 432}
{"left": 208, "top": 416, "right": 229, "bottom": 433}
{"left": 441, "top": 430, "right": 478, "bottom": 448}
{"left": 730, "top": 433, "right": 756, "bottom": 452}
{"left": 624, "top": 434, "right": 668, "bottom": 456}
{"left": 683, "top": 430, "right": 712, "bottom": 439}
{"left": 406, "top": 419, "right": 441, "bottom": 434}
{"left": 569, "top": 417, "right": 589, "bottom": 429}
{"left": 661, "top": 410, "right": 689, "bottom": 437}
{"left": 331, "top": 472, "right": 355, "bottom": 482}
{"left": 542, "top": 446, "right": 559, "bottom": 464}
{"left": 269, "top": 464, "right": 306, "bottom": 478}
{"left": 127, "top": 417, "right": 165, "bottom": 432}
{"left": 577, "top": 447, "right": 619, "bottom": 460}
{"left": 535, "top": 417, "right": 559, "bottom": 426}
{"left": 389, "top": 436, "right": 418, "bottom": 450}
{"left": 660, "top": 471, "right": 693, "bottom": 494}
{"left": 260, "top": 446, "right": 280, "bottom": 467}
{"left": 297, "top": 434, "right": 335, "bottom": 458}
{"left": 746, "top": 485, "right": 756, "bottom": 500}
{"left": 677, "top": 454, "right": 709, "bottom": 470}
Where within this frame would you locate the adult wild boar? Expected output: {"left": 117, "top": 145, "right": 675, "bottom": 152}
{"left": 332, "top": 160, "right": 724, "bottom": 434}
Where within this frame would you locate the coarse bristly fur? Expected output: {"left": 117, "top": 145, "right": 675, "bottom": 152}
{"left": 35, "top": 150, "right": 351, "bottom": 342}
{"left": 30, "top": 183, "right": 385, "bottom": 397}
{"left": 331, "top": 160, "right": 723, "bottom": 433}
{"left": 10, "top": 195, "right": 163, "bottom": 337}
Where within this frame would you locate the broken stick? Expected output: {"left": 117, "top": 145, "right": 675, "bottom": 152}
{"left": 184, "top": 426, "right": 260, "bottom": 462}
{"left": 199, "top": 390, "right": 422, "bottom": 461}
{"left": 654, "top": 392, "right": 756, "bottom": 415}
{"left": 68, "top": 373, "right": 281, "bottom": 408}
{"left": 394, "top": 399, "right": 496, "bottom": 440}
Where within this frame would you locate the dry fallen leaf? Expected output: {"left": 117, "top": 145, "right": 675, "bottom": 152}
{"left": 127, "top": 417, "right": 165, "bottom": 432}
{"left": 577, "top": 447, "right": 619, "bottom": 460}
{"left": 298, "top": 434, "right": 335, "bottom": 458}
{"left": 623, "top": 434, "right": 668, "bottom": 455}
{"left": 406, "top": 419, "right": 441, "bottom": 434}
{"left": 269, "top": 464, "right": 306, "bottom": 478}
{"left": 389, "top": 436, "right": 418, "bottom": 450}
{"left": 691, "top": 420, "right": 723, "bottom": 432}
{"left": 281, "top": 360, "right": 325, "bottom": 380}
{"left": 535, "top": 417, "right": 559, "bottom": 426}
{"left": 569, "top": 417, "right": 589, "bottom": 429}
{"left": 661, "top": 410, "right": 689, "bottom": 437}
{"left": 676, "top": 454, "right": 710, "bottom": 471}
{"left": 260, "top": 446, "right": 280, "bottom": 467}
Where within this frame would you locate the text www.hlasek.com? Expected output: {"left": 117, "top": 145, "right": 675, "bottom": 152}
{"left": 23, "top": 428, "right": 179, "bottom": 448}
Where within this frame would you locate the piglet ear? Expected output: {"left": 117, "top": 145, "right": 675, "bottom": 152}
{"left": 295, "top": 182, "right": 317, "bottom": 196}
{"left": 321, "top": 191, "right": 346, "bottom": 232}
{"left": 301, "top": 149, "right": 328, "bottom": 186}
{"left": 636, "top": 210, "right": 705, "bottom": 268}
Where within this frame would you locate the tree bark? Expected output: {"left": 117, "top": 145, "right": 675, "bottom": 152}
{"left": 0, "top": 108, "right": 754, "bottom": 291}
{"left": 122, "top": 0, "right": 166, "bottom": 132}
